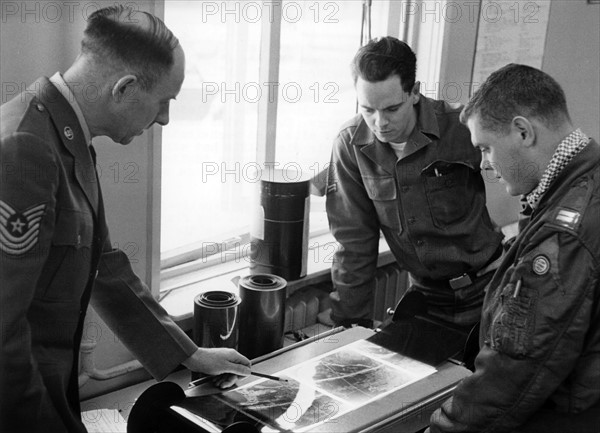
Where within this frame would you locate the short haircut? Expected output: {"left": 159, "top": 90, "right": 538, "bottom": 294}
{"left": 81, "top": 5, "right": 179, "bottom": 90}
{"left": 351, "top": 36, "right": 416, "bottom": 93}
{"left": 460, "top": 63, "right": 571, "bottom": 132}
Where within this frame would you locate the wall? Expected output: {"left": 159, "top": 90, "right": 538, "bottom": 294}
{"left": 543, "top": 0, "right": 600, "bottom": 140}
{"left": 0, "top": 2, "right": 81, "bottom": 99}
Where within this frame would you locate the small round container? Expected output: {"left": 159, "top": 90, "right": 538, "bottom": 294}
{"left": 193, "top": 291, "right": 241, "bottom": 350}
{"left": 236, "top": 274, "right": 287, "bottom": 359}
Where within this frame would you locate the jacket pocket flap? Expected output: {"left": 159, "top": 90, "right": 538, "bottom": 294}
{"left": 362, "top": 176, "right": 397, "bottom": 200}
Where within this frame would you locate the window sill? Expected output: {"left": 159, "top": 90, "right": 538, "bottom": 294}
{"left": 159, "top": 232, "right": 394, "bottom": 331}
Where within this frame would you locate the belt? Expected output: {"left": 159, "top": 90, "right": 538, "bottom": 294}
{"left": 448, "top": 246, "right": 504, "bottom": 290}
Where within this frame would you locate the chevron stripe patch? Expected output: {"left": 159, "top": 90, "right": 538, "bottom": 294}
{"left": 0, "top": 200, "right": 46, "bottom": 256}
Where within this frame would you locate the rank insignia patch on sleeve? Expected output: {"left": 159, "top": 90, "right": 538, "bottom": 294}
{"left": 0, "top": 200, "right": 46, "bottom": 255}
{"left": 554, "top": 208, "right": 580, "bottom": 230}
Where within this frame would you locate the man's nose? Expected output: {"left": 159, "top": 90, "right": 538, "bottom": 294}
{"left": 481, "top": 159, "right": 501, "bottom": 179}
{"left": 155, "top": 106, "right": 170, "bottom": 126}
{"left": 481, "top": 158, "right": 491, "bottom": 171}
{"left": 374, "top": 111, "right": 388, "bottom": 128}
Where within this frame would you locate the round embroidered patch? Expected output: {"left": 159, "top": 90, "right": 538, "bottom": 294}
{"left": 532, "top": 255, "right": 550, "bottom": 275}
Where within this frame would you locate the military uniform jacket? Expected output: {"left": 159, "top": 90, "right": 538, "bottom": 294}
{"left": 430, "top": 140, "right": 600, "bottom": 432}
{"left": 326, "top": 96, "right": 503, "bottom": 322}
{"left": 0, "top": 78, "right": 197, "bottom": 433}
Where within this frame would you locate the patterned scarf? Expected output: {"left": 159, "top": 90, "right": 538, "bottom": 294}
{"left": 526, "top": 128, "right": 589, "bottom": 209}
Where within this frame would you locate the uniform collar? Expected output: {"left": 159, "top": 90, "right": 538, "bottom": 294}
{"left": 414, "top": 95, "right": 441, "bottom": 140}
{"left": 352, "top": 95, "right": 441, "bottom": 174}
{"left": 34, "top": 77, "right": 99, "bottom": 215}
{"left": 49, "top": 72, "right": 92, "bottom": 145}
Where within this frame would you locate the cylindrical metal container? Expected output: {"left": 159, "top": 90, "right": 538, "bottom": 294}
{"left": 236, "top": 274, "right": 287, "bottom": 359}
{"left": 250, "top": 168, "right": 310, "bottom": 281}
{"left": 193, "top": 290, "right": 241, "bottom": 349}
{"left": 192, "top": 291, "right": 241, "bottom": 380}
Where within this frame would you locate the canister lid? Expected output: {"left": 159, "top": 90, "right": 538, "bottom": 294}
{"left": 259, "top": 168, "right": 310, "bottom": 195}
{"left": 194, "top": 291, "right": 241, "bottom": 308}
{"left": 238, "top": 274, "right": 287, "bottom": 291}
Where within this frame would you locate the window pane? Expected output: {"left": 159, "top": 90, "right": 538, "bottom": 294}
{"left": 276, "top": 1, "right": 391, "bottom": 229}
{"left": 276, "top": 1, "right": 391, "bottom": 170}
{"left": 162, "top": 1, "right": 261, "bottom": 253}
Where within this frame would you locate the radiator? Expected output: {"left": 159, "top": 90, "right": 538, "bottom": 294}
{"left": 284, "top": 263, "right": 409, "bottom": 332}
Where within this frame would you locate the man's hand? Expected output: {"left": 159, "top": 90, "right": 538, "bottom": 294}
{"left": 182, "top": 347, "right": 251, "bottom": 388}
{"left": 426, "top": 402, "right": 470, "bottom": 433}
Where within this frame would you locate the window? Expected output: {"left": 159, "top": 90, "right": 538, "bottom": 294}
{"left": 160, "top": 1, "right": 416, "bottom": 288}
{"left": 162, "top": 1, "right": 261, "bottom": 256}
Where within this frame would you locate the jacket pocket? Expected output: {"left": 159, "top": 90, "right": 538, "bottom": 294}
{"left": 422, "top": 161, "right": 475, "bottom": 228}
{"left": 52, "top": 208, "right": 94, "bottom": 248}
{"left": 35, "top": 208, "right": 94, "bottom": 301}
{"left": 362, "top": 175, "right": 401, "bottom": 231}
{"left": 490, "top": 279, "right": 538, "bottom": 358}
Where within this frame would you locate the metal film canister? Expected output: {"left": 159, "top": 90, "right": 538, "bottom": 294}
{"left": 236, "top": 274, "right": 287, "bottom": 359}
{"left": 193, "top": 291, "right": 241, "bottom": 350}
{"left": 250, "top": 168, "right": 309, "bottom": 281}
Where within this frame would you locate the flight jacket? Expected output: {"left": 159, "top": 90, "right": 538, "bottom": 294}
{"left": 429, "top": 139, "right": 600, "bottom": 432}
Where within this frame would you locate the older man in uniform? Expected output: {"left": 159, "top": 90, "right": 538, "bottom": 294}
{"left": 0, "top": 6, "right": 250, "bottom": 433}
{"left": 427, "top": 64, "right": 600, "bottom": 432}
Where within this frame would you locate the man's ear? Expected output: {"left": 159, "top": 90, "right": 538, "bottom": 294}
{"left": 511, "top": 116, "right": 536, "bottom": 147}
{"left": 111, "top": 75, "right": 138, "bottom": 103}
{"left": 411, "top": 81, "right": 420, "bottom": 104}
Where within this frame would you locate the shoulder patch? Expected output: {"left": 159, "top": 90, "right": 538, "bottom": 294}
{"left": 553, "top": 207, "right": 581, "bottom": 230}
{"left": 0, "top": 200, "right": 46, "bottom": 255}
{"left": 532, "top": 255, "right": 550, "bottom": 275}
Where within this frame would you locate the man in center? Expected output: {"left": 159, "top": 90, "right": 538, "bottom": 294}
{"left": 326, "top": 37, "right": 503, "bottom": 328}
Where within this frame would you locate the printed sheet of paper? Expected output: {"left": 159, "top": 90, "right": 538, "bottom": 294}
{"left": 471, "top": 0, "right": 552, "bottom": 94}
{"left": 176, "top": 340, "right": 436, "bottom": 432}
